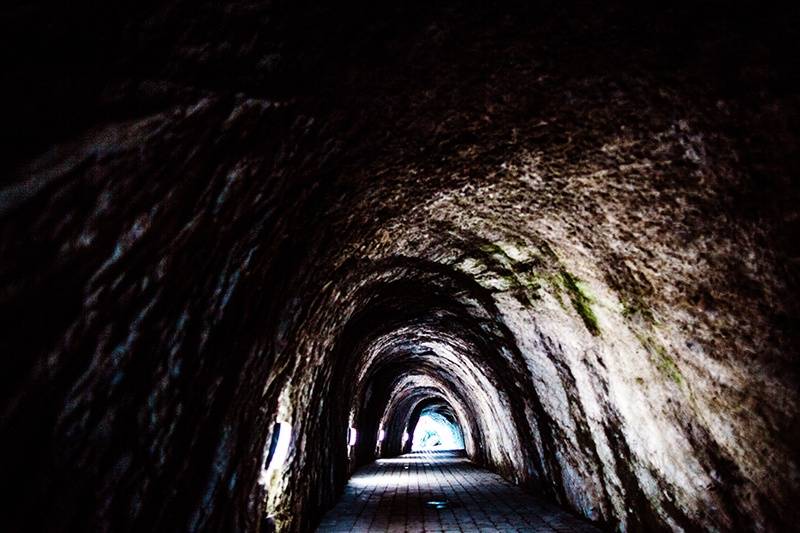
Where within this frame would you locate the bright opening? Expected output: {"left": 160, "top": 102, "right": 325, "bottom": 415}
{"left": 258, "top": 421, "right": 291, "bottom": 485}
{"left": 411, "top": 413, "right": 464, "bottom": 451}
{"left": 348, "top": 427, "right": 358, "bottom": 446}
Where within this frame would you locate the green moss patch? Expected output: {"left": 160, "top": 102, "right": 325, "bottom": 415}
{"left": 460, "top": 239, "right": 602, "bottom": 336}
{"left": 637, "top": 334, "right": 683, "bottom": 385}
{"left": 560, "top": 270, "right": 600, "bottom": 336}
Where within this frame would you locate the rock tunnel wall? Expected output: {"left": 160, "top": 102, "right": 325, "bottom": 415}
{"left": 1, "top": 1, "right": 799, "bottom": 532}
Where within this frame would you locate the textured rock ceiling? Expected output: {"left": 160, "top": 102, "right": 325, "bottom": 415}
{"left": 1, "top": 1, "right": 799, "bottom": 532}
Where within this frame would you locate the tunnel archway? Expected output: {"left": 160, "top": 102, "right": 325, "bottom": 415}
{"left": 315, "top": 259, "right": 549, "bottom": 487}
{"left": 1, "top": 1, "right": 799, "bottom": 532}
{"left": 409, "top": 400, "right": 465, "bottom": 451}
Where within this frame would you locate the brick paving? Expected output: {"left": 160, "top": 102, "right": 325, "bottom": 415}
{"left": 316, "top": 450, "right": 602, "bottom": 532}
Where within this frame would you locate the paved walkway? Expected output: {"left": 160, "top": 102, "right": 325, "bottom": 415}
{"left": 317, "top": 450, "right": 602, "bottom": 533}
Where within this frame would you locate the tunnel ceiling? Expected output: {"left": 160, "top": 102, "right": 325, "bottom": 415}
{"left": 1, "top": 1, "right": 799, "bottom": 532}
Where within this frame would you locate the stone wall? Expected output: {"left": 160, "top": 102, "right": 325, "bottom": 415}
{"left": 1, "top": 1, "right": 798, "bottom": 531}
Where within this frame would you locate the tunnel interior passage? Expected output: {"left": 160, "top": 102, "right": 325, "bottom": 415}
{"left": 1, "top": 2, "right": 798, "bottom": 533}
{"left": 304, "top": 258, "right": 587, "bottom": 529}
{"left": 323, "top": 264, "right": 541, "bottom": 483}
{"left": 264, "top": 254, "right": 612, "bottom": 532}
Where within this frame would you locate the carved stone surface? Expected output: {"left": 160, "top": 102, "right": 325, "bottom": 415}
{"left": 1, "top": 1, "right": 798, "bottom": 532}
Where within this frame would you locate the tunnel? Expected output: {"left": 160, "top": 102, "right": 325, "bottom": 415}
{"left": 1, "top": 0, "right": 799, "bottom": 532}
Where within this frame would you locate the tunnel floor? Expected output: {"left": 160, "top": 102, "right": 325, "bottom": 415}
{"left": 316, "top": 450, "right": 601, "bottom": 532}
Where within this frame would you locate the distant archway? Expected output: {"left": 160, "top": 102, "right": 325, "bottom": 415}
{"left": 411, "top": 403, "right": 464, "bottom": 451}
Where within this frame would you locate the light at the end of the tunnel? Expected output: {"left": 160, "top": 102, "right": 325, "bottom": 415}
{"left": 348, "top": 427, "right": 358, "bottom": 446}
{"left": 412, "top": 414, "right": 462, "bottom": 451}
{"left": 378, "top": 429, "right": 386, "bottom": 442}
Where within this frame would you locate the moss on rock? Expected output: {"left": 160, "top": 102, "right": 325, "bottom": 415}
{"left": 560, "top": 270, "right": 601, "bottom": 336}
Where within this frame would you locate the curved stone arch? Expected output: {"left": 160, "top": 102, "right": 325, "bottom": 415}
{"left": 407, "top": 397, "right": 466, "bottom": 451}
{"left": 377, "top": 382, "right": 474, "bottom": 458}
{"left": 317, "top": 258, "right": 548, "bottom": 483}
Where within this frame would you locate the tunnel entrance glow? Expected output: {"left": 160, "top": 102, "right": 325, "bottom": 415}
{"left": 411, "top": 413, "right": 464, "bottom": 451}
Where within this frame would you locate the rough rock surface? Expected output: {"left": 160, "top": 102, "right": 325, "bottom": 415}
{"left": 1, "top": 1, "right": 798, "bottom": 532}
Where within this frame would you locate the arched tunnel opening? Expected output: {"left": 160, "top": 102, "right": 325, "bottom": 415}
{"left": 409, "top": 401, "right": 464, "bottom": 452}
{"left": 1, "top": 1, "right": 799, "bottom": 532}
